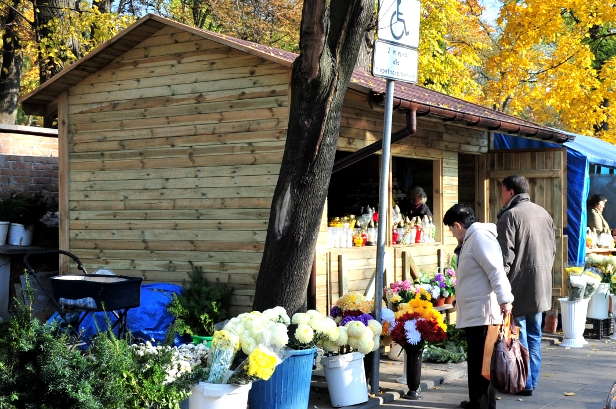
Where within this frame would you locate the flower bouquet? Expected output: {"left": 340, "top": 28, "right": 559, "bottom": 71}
{"left": 385, "top": 280, "right": 422, "bottom": 310}
{"left": 389, "top": 292, "right": 447, "bottom": 399}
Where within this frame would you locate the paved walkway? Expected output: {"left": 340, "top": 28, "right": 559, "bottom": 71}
{"left": 309, "top": 335, "right": 616, "bottom": 409}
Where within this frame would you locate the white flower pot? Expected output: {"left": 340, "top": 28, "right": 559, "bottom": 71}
{"left": 7, "top": 223, "right": 34, "bottom": 246}
{"left": 0, "top": 221, "right": 9, "bottom": 246}
{"left": 611, "top": 294, "right": 616, "bottom": 341}
{"left": 587, "top": 283, "right": 610, "bottom": 319}
{"left": 189, "top": 381, "right": 251, "bottom": 409}
{"left": 320, "top": 352, "right": 368, "bottom": 407}
{"left": 559, "top": 297, "right": 590, "bottom": 348}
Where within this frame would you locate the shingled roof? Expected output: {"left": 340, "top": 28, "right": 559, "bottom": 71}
{"left": 20, "top": 13, "right": 573, "bottom": 143}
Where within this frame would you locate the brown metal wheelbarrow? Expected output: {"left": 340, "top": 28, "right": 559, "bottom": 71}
{"left": 23, "top": 250, "right": 143, "bottom": 343}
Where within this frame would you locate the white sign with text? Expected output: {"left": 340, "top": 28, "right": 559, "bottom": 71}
{"left": 372, "top": 40, "right": 418, "bottom": 83}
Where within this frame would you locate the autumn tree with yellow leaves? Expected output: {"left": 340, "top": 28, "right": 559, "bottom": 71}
{"left": 482, "top": 1, "right": 616, "bottom": 141}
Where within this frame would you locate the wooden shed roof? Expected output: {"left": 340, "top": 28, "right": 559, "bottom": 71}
{"left": 20, "top": 13, "right": 573, "bottom": 143}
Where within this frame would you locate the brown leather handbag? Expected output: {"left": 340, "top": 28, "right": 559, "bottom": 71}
{"left": 490, "top": 314, "right": 530, "bottom": 394}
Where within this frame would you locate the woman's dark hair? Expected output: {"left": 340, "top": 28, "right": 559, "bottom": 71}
{"left": 407, "top": 185, "right": 427, "bottom": 202}
{"left": 501, "top": 175, "right": 529, "bottom": 195}
{"left": 443, "top": 204, "right": 475, "bottom": 229}
{"left": 589, "top": 194, "right": 607, "bottom": 208}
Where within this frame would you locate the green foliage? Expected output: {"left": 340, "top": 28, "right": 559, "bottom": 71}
{"left": 0, "top": 275, "right": 198, "bottom": 409}
{"left": 1, "top": 190, "right": 51, "bottom": 225}
{"left": 422, "top": 324, "right": 468, "bottom": 364}
{"left": 166, "top": 263, "right": 233, "bottom": 340}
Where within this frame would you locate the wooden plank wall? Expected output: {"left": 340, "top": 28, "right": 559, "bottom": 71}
{"left": 64, "top": 25, "right": 290, "bottom": 315}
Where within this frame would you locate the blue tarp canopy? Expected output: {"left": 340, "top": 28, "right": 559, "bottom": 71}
{"left": 494, "top": 132, "right": 616, "bottom": 265}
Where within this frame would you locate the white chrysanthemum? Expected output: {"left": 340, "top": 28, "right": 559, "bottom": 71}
{"left": 223, "top": 317, "right": 240, "bottom": 330}
{"left": 292, "top": 312, "right": 311, "bottom": 325}
{"left": 309, "top": 316, "right": 329, "bottom": 333}
{"left": 373, "top": 334, "right": 381, "bottom": 351}
{"left": 347, "top": 335, "right": 361, "bottom": 349}
{"left": 430, "top": 287, "right": 440, "bottom": 300}
{"left": 306, "top": 309, "right": 323, "bottom": 319}
{"left": 240, "top": 334, "right": 258, "bottom": 355}
{"left": 295, "top": 323, "right": 314, "bottom": 344}
{"left": 325, "top": 323, "right": 340, "bottom": 341}
{"left": 336, "top": 326, "right": 348, "bottom": 346}
{"left": 367, "top": 319, "right": 382, "bottom": 336}
{"left": 357, "top": 335, "right": 374, "bottom": 355}
{"left": 404, "top": 319, "right": 422, "bottom": 345}
{"left": 345, "top": 321, "right": 366, "bottom": 338}
{"left": 256, "top": 329, "right": 273, "bottom": 344}
{"left": 321, "top": 339, "right": 340, "bottom": 353}
{"left": 271, "top": 324, "right": 289, "bottom": 347}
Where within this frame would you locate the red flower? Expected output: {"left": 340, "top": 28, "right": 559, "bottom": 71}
{"left": 390, "top": 312, "right": 447, "bottom": 351}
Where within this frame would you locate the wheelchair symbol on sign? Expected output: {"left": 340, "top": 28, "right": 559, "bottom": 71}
{"left": 390, "top": 0, "right": 410, "bottom": 40}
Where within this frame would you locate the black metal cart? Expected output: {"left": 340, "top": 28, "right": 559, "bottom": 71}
{"left": 24, "top": 250, "right": 143, "bottom": 343}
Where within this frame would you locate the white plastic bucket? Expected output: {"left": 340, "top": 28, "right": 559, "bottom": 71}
{"left": 559, "top": 297, "right": 590, "bottom": 348}
{"left": 7, "top": 223, "right": 34, "bottom": 246}
{"left": 320, "top": 352, "right": 368, "bottom": 407}
{"left": 388, "top": 342, "right": 404, "bottom": 361}
{"left": 0, "top": 221, "right": 9, "bottom": 246}
{"left": 188, "top": 381, "right": 251, "bottom": 409}
{"left": 587, "top": 283, "right": 610, "bottom": 319}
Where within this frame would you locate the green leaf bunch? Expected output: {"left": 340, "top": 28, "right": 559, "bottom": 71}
{"left": 166, "top": 263, "right": 233, "bottom": 340}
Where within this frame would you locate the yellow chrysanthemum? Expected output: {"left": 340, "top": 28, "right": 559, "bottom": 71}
{"left": 390, "top": 294, "right": 402, "bottom": 303}
{"left": 247, "top": 346, "right": 279, "bottom": 381}
{"left": 211, "top": 330, "right": 239, "bottom": 351}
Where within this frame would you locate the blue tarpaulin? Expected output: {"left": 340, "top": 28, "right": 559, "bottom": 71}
{"left": 494, "top": 132, "right": 616, "bottom": 265}
{"left": 49, "top": 282, "right": 184, "bottom": 345}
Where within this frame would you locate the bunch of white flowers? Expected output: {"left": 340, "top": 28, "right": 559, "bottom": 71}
{"left": 223, "top": 307, "right": 291, "bottom": 354}
{"left": 289, "top": 309, "right": 339, "bottom": 349}
{"left": 131, "top": 341, "right": 209, "bottom": 385}
{"left": 321, "top": 317, "right": 382, "bottom": 356}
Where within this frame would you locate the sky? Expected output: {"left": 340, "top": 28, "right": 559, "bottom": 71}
{"left": 481, "top": 0, "right": 502, "bottom": 25}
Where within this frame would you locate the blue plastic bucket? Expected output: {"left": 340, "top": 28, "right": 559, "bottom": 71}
{"left": 248, "top": 347, "right": 316, "bottom": 409}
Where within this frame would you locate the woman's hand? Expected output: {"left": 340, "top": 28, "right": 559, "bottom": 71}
{"left": 500, "top": 302, "right": 512, "bottom": 316}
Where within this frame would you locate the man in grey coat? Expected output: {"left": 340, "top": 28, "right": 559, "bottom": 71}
{"left": 496, "top": 175, "right": 555, "bottom": 397}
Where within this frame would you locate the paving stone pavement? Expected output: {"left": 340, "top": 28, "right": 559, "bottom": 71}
{"left": 309, "top": 334, "right": 616, "bottom": 409}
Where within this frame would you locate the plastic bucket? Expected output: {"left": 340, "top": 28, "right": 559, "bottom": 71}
{"left": 192, "top": 335, "right": 213, "bottom": 347}
{"left": 388, "top": 342, "right": 404, "bottom": 361}
{"left": 0, "top": 221, "right": 8, "bottom": 246}
{"left": 587, "top": 283, "right": 610, "bottom": 319}
{"left": 248, "top": 347, "right": 316, "bottom": 409}
{"left": 7, "top": 223, "right": 34, "bottom": 246}
{"left": 559, "top": 297, "right": 590, "bottom": 348}
{"left": 189, "top": 381, "right": 251, "bottom": 409}
{"left": 321, "top": 352, "right": 368, "bottom": 407}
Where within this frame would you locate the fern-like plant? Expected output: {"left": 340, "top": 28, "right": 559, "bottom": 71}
{"left": 166, "top": 263, "right": 233, "bottom": 340}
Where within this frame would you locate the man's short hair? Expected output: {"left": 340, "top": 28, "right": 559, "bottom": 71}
{"left": 589, "top": 194, "right": 607, "bottom": 208}
{"left": 501, "top": 175, "right": 529, "bottom": 195}
{"left": 443, "top": 204, "right": 475, "bottom": 229}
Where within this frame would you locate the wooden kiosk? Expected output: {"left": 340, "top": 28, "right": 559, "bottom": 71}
{"left": 20, "top": 14, "right": 572, "bottom": 315}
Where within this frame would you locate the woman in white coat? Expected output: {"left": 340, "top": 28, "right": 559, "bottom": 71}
{"left": 443, "top": 204, "right": 514, "bottom": 409}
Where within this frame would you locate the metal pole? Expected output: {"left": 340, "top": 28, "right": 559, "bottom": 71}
{"left": 371, "top": 78, "right": 395, "bottom": 394}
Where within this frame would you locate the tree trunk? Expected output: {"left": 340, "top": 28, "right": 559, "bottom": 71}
{"left": 252, "top": 0, "right": 373, "bottom": 313}
{"left": 0, "top": 2, "right": 23, "bottom": 124}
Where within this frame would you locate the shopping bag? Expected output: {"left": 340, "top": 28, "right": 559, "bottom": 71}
{"left": 490, "top": 314, "right": 530, "bottom": 394}
{"left": 481, "top": 325, "right": 499, "bottom": 380}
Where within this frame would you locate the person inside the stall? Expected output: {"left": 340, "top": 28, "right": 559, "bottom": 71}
{"left": 588, "top": 194, "right": 611, "bottom": 234}
{"left": 407, "top": 185, "right": 432, "bottom": 219}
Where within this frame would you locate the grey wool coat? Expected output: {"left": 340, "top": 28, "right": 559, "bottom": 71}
{"left": 496, "top": 194, "right": 556, "bottom": 317}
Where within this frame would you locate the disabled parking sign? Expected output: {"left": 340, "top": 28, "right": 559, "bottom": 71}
{"left": 377, "top": 0, "right": 420, "bottom": 49}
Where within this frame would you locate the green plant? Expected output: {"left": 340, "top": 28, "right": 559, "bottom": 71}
{"left": 0, "top": 275, "right": 202, "bottom": 409}
{"left": 5, "top": 190, "right": 50, "bottom": 225}
{"left": 166, "top": 263, "right": 233, "bottom": 341}
{"left": 422, "top": 324, "right": 468, "bottom": 363}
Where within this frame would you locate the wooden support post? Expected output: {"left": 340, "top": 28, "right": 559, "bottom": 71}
{"left": 338, "top": 254, "right": 348, "bottom": 297}
{"left": 402, "top": 251, "right": 419, "bottom": 281}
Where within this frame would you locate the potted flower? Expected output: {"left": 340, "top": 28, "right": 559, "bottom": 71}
{"left": 390, "top": 290, "right": 448, "bottom": 399}
{"left": 166, "top": 263, "right": 233, "bottom": 346}
{"left": 235, "top": 307, "right": 339, "bottom": 409}
{"left": 6, "top": 190, "right": 49, "bottom": 246}
{"left": 187, "top": 328, "right": 283, "bottom": 409}
{"left": 320, "top": 306, "right": 382, "bottom": 407}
